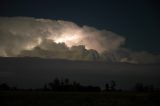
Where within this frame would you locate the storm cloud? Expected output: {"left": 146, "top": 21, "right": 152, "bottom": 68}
{"left": 0, "top": 17, "right": 159, "bottom": 63}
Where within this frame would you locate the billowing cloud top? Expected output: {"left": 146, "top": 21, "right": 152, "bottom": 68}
{"left": 0, "top": 17, "right": 159, "bottom": 63}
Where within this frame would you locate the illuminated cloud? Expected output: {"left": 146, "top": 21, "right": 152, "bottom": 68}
{"left": 101, "top": 49, "right": 160, "bottom": 64}
{"left": 0, "top": 17, "right": 124, "bottom": 55}
{"left": 19, "top": 39, "right": 100, "bottom": 61}
{"left": 0, "top": 17, "right": 159, "bottom": 63}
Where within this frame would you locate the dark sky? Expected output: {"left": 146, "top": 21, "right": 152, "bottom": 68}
{"left": 1, "top": 57, "right": 160, "bottom": 89}
{"left": 0, "top": 0, "right": 160, "bottom": 52}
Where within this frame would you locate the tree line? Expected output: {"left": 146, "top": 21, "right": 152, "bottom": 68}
{"left": 0, "top": 78, "right": 159, "bottom": 92}
{"left": 45, "top": 78, "right": 101, "bottom": 92}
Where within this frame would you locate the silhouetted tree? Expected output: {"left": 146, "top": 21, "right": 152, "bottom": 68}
{"left": 0, "top": 83, "right": 10, "bottom": 90}
{"left": 144, "top": 84, "right": 154, "bottom": 92}
{"left": 12, "top": 86, "right": 18, "bottom": 91}
{"left": 148, "top": 85, "right": 154, "bottom": 92}
{"left": 105, "top": 83, "right": 109, "bottom": 91}
{"left": 110, "top": 80, "right": 116, "bottom": 91}
{"left": 134, "top": 83, "right": 144, "bottom": 92}
{"left": 60, "top": 79, "right": 64, "bottom": 86}
{"left": 64, "top": 78, "right": 69, "bottom": 86}
{"left": 72, "top": 81, "right": 80, "bottom": 91}
{"left": 43, "top": 84, "right": 49, "bottom": 91}
{"left": 47, "top": 78, "right": 101, "bottom": 92}
{"left": 48, "top": 78, "right": 61, "bottom": 91}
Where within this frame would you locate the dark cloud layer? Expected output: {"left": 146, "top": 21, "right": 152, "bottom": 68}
{"left": 0, "top": 57, "right": 160, "bottom": 89}
{"left": 0, "top": 17, "right": 159, "bottom": 64}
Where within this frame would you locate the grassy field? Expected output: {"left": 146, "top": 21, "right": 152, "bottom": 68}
{"left": 0, "top": 91, "right": 160, "bottom": 106}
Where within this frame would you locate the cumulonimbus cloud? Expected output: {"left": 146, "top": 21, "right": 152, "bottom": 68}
{"left": 0, "top": 17, "right": 124, "bottom": 55}
{"left": 0, "top": 17, "right": 159, "bottom": 63}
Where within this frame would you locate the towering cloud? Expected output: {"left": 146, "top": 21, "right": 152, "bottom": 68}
{"left": 0, "top": 17, "right": 124, "bottom": 57}
{"left": 0, "top": 17, "right": 159, "bottom": 63}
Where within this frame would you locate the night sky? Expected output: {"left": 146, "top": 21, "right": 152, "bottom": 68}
{"left": 0, "top": 0, "right": 160, "bottom": 89}
{"left": 0, "top": 0, "right": 160, "bottom": 52}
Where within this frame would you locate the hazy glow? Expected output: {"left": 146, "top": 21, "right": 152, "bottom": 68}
{"left": 54, "top": 34, "right": 82, "bottom": 47}
{"left": 25, "top": 38, "right": 42, "bottom": 50}
{"left": 47, "top": 29, "right": 86, "bottom": 48}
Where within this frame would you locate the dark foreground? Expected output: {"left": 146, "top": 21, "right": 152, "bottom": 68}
{"left": 0, "top": 91, "right": 160, "bottom": 106}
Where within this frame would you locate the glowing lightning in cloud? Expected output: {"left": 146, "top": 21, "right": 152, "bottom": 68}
{"left": 0, "top": 17, "right": 125, "bottom": 56}
{"left": 47, "top": 29, "right": 85, "bottom": 48}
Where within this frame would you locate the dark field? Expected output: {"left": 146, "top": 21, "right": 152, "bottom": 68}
{"left": 0, "top": 91, "right": 160, "bottom": 106}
